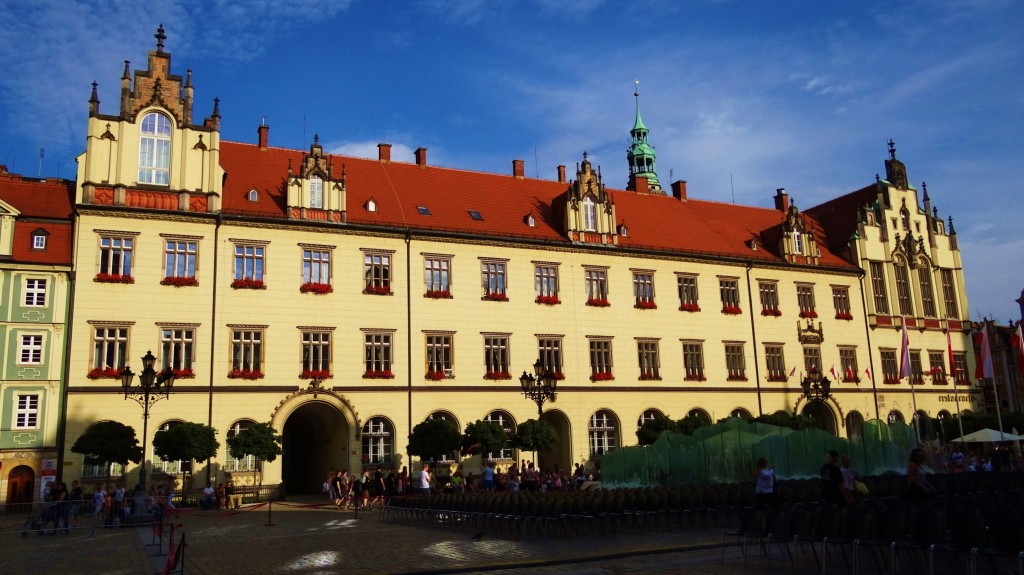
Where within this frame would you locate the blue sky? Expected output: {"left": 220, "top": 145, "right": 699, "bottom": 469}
{"left": 1, "top": 0, "right": 1021, "bottom": 322}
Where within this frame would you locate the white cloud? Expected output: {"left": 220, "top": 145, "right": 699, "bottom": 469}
{"left": 325, "top": 140, "right": 417, "bottom": 163}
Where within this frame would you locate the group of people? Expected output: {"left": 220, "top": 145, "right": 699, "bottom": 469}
{"left": 199, "top": 480, "right": 242, "bottom": 510}
{"left": 324, "top": 465, "right": 395, "bottom": 510}
{"left": 443, "top": 460, "right": 598, "bottom": 494}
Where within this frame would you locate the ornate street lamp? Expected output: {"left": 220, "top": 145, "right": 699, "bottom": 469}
{"left": 520, "top": 358, "right": 558, "bottom": 420}
{"left": 800, "top": 367, "right": 831, "bottom": 401}
{"left": 120, "top": 350, "right": 176, "bottom": 501}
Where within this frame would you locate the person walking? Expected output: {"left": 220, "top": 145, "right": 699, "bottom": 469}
{"left": 754, "top": 458, "right": 775, "bottom": 509}
{"left": 92, "top": 483, "right": 106, "bottom": 525}
{"left": 419, "top": 463, "right": 432, "bottom": 495}
{"left": 68, "top": 480, "right": 84, "bottom": 529}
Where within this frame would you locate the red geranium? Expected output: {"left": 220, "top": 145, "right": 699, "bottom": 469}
{"left": 586, "top": 298, "right": 610, "bottom": 307}
{"left": 227, "top": 369, "right": 264, "bottom": 380}
{"left": 87, "top": 367, "right": 122, "bottom": 379}
{"left": 761, "top": 308, "right": 782, "bottom": 317}
{"left": 300, "top": 282, "right": 333, "bottom": 295}
{"left": 172, "top": 368, "right": 195, "bottom": 379}
{"left": 590, "top": 372, "right": 614, "bottom": 381}
{"left": 364, "top": 285, "right": 392, "bottom": 296}
{"left": 161, "top": 276, "right": 199, "bottom": 287}
{"left": 722, "top": 306, "right": 742, "bottom": 315}
{"left": 679, "top": 303, "right": 701, "bottom": 312}
{"left": 425, "top": 370, "right": 446, "bottom": 381}
{"left": 799, "top": 310, "right": 819, "bottom": 319}
{"left": 535, "top": 295, "right": 560, "bottom": 305}
{"left": 634, "top": 300, "right": 657, "bottom": 310}
{"left": 484, "top": 371, "right": 512, "bottom": 380}
{"left": 363, "top": 370, "right": 394, "bottom": 379}
{"left": 425, "top": 290, "right": 452, "bottom": 299}
{"left": 95, "top": 273, "right": 134, "bottom": 284}
{"left": 836, "top": 312, "right": 854, "bottom": 320}
{"left": 483, "top": 292, "right": 508, "bottom": 302}
{"left": 301, "top": 369, "right": 332, "bottom": 380}
{"left": 231, "top": 278, "right": 265, "bottom": 290}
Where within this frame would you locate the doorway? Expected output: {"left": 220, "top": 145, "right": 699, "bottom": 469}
{"left": 6, "top": 465, "right": 35, "bottom": 513}
{"left": 282, "top": 401, "right": 350, "bottom": 494}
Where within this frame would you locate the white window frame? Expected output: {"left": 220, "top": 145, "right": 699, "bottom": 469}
{"left": 362, "top": 417, "right": 393, "bottom": 466}
{"left": 164, "top": 240, "right": 197, "bottom": 279}
{"left": 99, "top": 236, "right": 134, "bottom": 276}
{"left": 231, "top": 329, "right": 263, "bottom": 372}
{"left": 234, "top": 244, "right": 265, "bottom": 281}
{"left": 92, "top": 326, "right": 129, "bottom": 370}
{"left": 303, "top": 249, "right": 331, "bottom": 285}
{"left": 302, "top": 331, "right": 331, "bottom": 373}
{"left": 19, "top": 334, "right": 43, "bottom": 365}
{"left": 32, "top": 235, "right": 46, "bottom": 249}
{"left": 14, "top": 394, "right": 40, "bottom": 429}
{"left": 424, "top": 256, "right": 451, "bottom": 293}
{"left": 582, "top": 196, "right": 598, "bottom": 232}
{"left": 24, "top": 278, "right": 46, "bottom": 307}
{"left": 309, "top": 175, "right": 324, "bottom": 209}
{"left": 364, "top": 332, "right": 393, "bottom": 374}
{"left": 483, "top": 411, "right": 516, "bottom": 461}
{"left": 588, "top": 410, "right": 618, "bottom": 458}
{"left": 138, "top": 112, "right": 171, "bottom": 185}
{"left": 160, "top": 329, "right": 194, "bottom": 372}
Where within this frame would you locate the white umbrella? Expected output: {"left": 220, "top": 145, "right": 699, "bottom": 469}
{"left": 950, "top": 428, "right": 1024, "bottom": 443}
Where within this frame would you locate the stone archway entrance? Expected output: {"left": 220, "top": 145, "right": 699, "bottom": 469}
{"left": 282, "top": 401, "right": 350, "bottom": 494}
{"left": 802, "top": 401, "right": 837, "bottom": 435}
{"left": 6, "top": 465, "right": 35, "bottom": 512}
{"left": 539, "top": 409, "right": 571, "bottom": 473}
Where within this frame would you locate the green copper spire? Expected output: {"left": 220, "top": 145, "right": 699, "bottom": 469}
{"left": 627, "top": 80, "right": 661, "bottom": 192}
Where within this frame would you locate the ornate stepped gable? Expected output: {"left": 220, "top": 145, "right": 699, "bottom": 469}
{"left": 564, "top": 152, "right": 618, "bottom": 245}
{"left": 285, "top": 135, "right": 347, "bottom": 223}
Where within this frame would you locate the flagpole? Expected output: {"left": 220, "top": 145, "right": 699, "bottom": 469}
{"left": 981, "top": 323, "right": 1005, "bottom": 440}
{"left": 901, "top": 318, "right": 921, "bottom": 444}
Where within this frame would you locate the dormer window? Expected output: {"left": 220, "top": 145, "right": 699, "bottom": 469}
{"left": 247, "top": 189, "right": 259, "bottom": 202}
{"left": 31, "top": 229, "right": 48, "bottom": 250}
{"left": 138, "top": 112, "right": 171, "bottom": 185}
{"left": 525, "top": 214, "right": 536, "bottom": 227}
{"left": 583, "top": 196, "right": 597, "bottom": 232}
{"left": 618, "top": 224, "right": 629, "bottom": 237}
{"left": 366, "top": 199, "right": 377, "bottom": 213}
{"left": 309, "top": 175, "right": 323, "bottom": 209}
{"left": 793, "top": 231, "right": 803, "bottom": 254}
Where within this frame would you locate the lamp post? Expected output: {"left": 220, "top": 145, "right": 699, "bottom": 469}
{"left": 799, "top": 367, "right": 832, "bottom": 402}
{"left": 519, "top": 358, "right": 558, "bottom": 464}
{"left": 120, "top": 350, "right": 176, "bottom": 508}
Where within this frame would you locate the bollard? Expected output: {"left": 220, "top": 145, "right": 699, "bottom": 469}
{"left": 265, "top": 499, "right": 274, "bottom": 527}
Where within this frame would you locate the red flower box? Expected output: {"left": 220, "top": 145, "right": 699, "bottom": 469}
{"left": 767, "top": 375, "right": 788, "bottom": 382}
{"left": 535, "top": 295, "right": 561, "bottom": 305}
{"left": 883, "top": 378, "right": 900, "bottom": 385}
{"left": 684, "top": 375, "right": 708, "bottom": 382}
{"left": 95, "top": 273, "right": 134, "bottom": 284}
{"left": 87, "top": 367, "right": 122, "bottom": 379}
{"left": 552, "top": 371, "right": 566, "bottom": 380}
{"left": 635, "top": 300, "right": 658, "bottom": 310}
{"left": 301, "top": 369, "right": 332, "bottom": 380}
{"left": 835, "top": 312, "right": 854, "bottom": 321}
{"left": 482, "top": 292, "right": 508, "bottom": 302}
{"left": 727, "top": 376, "right": 749, "bottom": 381}
{"left": 484, "top": 371, "right": 512, "bottom": 380}
{"left": 161, "top": 276, "right": 199, "bottom": 287}
{"left": 425, "top": 370, "right": 446, "bottom": 381}
{"left": 172, "top": 368, "right": 195, "bottom": 379}
{"left": 721, "top": 306, "right": 742, "bottom": 315}
{"left": 639, "top": 373, "right": 660, "bottom": 380}
{"left": 590, "top": 372, "right": 614, "bottom": 381}
{"left": 586, "top": 298, "right": 610, "bottom": 307}
{"left": 842, "top": 377, "right": 861, "bottom": 383}
{"left": 227, "top": 369, "right": 264, "bottom": 380}
{"left": 231, "top": 278, "right": 265, "bottom": 290}
{"left": 425, "top": 290, "right": 452, "bottom": 299}
{"left": 300, "top": 282, "right": 333, "bottom": 295}
{"left": 364, "top": 285, "right": 392, "bottom": 296}
{"left": 363, "top": 370, "right": 394, "bottom": 379}
{"left": 678, "top": 303, "right": 702, "bottom": 313}
{"left": 799, "top": 310, "right": 819, "bottom": 319}
{"left": 761, "top": 308, "right": 782, "bottom": 317}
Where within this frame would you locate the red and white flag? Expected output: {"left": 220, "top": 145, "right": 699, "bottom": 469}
{"left": 788, "top": 365, "right": 797, "bottom": 377}
{"left": 864, "top": 367, "right": 872, "bottom": 381}
{"left": 828, "top": 364, "right": 839, "bottom": 380}
{"left": 899, "top": 320, "right": 913, "bottom": 379}
{"left": 947, "top": 330, "right": 955, "bottom": 377}
{"left": 846, "top": 366, "right": 855, "bottom": 381}
{"left": 974, "top": 324, "right": 994, "bottom": 379}
{"left": 1013, "top": 323, "right": 1024, "bottom": 377}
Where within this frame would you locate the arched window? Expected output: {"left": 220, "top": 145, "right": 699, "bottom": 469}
{"left": 81, "top": 421, "right": 126, "bottom": 479}
{"left": 309, "top": 175, "right": 324, "bottom": 209}
{"left": 362, "top": 417, "right": 394, "bottom": 467}
{"left": 588, "top": 409, "right": 619, "bottom": 458}
{"left": 247, "top": 189, "right": 258, "bottom": 202}
{"left": 582, "top": 196, "right": 598, "bottom": 232}
{"left": 893, "top": 260, "right": 914, "bottom": 316}
{"left": 887, "top": 410, "right": 905, "bottom": 425}
{"left": 154, "top": 420, "right": 185, "bottom": 475}
{"left": 793, "top": 231, "right": 803, "bottom": 254}
{"left": 637, "top": 408, "right": 664, "bottom": 428}
{"left": 484, "top": 410, "right": 516, "bottom": 461}
{"left": 846, "top": 411, "right": 865, "bottom": 443}
{"left": 687, "top": 408, "right": 712, "bottom": 424}
{"left": 918, "top": 266, "right": 936, "bottom": 317}
{"left": 730, "top": 408, "right": 752, "bottom": 420}
{"left": 224, "top": 420, "right": 258, "bottom": 472}
{"left": 138, "top": 112, "right": 171, "bottom": 185}
{"left": 427, "top": 411, "right": 459, "bottom": 462}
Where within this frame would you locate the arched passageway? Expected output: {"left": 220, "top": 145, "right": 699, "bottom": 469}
{"left": 282, "top": 401, "right": 350, "bottom": 494}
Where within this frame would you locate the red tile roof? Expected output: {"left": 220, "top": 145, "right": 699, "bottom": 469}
{"left": 219, "top": 141, "right": 859, "bottom": 271}
{"left": 0, "top": 170, "right": 74, "bottom": 266}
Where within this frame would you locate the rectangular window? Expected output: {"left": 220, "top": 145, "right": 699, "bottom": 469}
{"left": 231, "top": 330, "right": 263, "bottom": 372}
{"left": 725, "top": 344, "right": 746, "bottom": 381}
{"left": 832, "top": 286, "right": 852, "bottom": 319}
{"left": 910, "top": 350, "right": 924, "bottom": 385}
{"left": 302, "top": 331, "right": 331, "bottom": 374}
{"left": 918, "top": 268, "right": 936, "bottom": 317}
{"left": 797, "top": 284, "right": 817, "bottom": 317}
{"left": 534, "top": 264, "right": 559, "bottom": 302}
{"left": 953, "top": 352, "right": 969, "bottom": 385}
{"left": 585, "top": 269, "right": 608, "bottom": 304}
{"left": 24, "top": 279, "right": 46, "bottom": 307}
{"left": 92, "top": 327, "right": 128, "bottom": 370}
{"left": 803, "top": 346, "right": 822, "bottom": 373}
{"left": 484, "top": 336, "right": 510, "bottom": 378}
{"left": 637, "top": 340, "right": 659, "bottom": 380}
{"left": 941, "top": 269, "right": 959, "bottom": 319}
{"left": 165, "top": 240, "right": 197, "bottom": 279}
{"left": 633, "top": 272, "right": 655, "bottom": 308}
{"left": 589, "top": 339, "right": 613, "bottom": 379}
{"left": 839, "top": 347, "right": 859, "bottom": 382}
{"left": 538, "top": 338, "right": 563, "bottom": 376}
{"left": 424, "top": 257, "right": 451, "bottom": 295}
{"left": 765, "top": 345, "right": 787, "bottom": 381}
{"left": 894, "top": 263, "right": 914, "bottom": 316}
{"left": 14, "top": 394, "right": 39, "bottom": 429}
{"left": 19, "top": 335, "right": 43, "bottom": 364}
{"left": 870, "top": 262, "right": 889, "bottom": 314}
{"left": 33, "top": 235, "right": 46, "bottom": 250}
{"left": 928, "top": 351, "right": 946, "bottom": 384}
{"left": 719, "top": 278, "right": 740, "bottom": 312}
{"left": 303, "top": 249, "right": 331, "bottom": 285}
{"left": 881, "top": 349, "right": 899, "bottom": 384}
{"left": 161, "top": 329, "right": 194, "bottom": 372}
{"left": 759, "top": 282, "right": 779, "bottom": 314}
{"left": 99, "top": 236, "right": 133, "bottom": 277}
{"left": 234, "top": 244, "right": 265, "bottom": 281}
{"left": 677, "top": 275, "right": 699, "bottom": 310}
{"left": 682, "top": 342, "right": 705, "bottom": 381}
{"left": 364, "top": 333, "right": 393, "bottom": 375}
{"left": 425, "top": 335, "right": 452, "bottom": 377}
{"left": 481, "top": 260, "right": 507, "bottom": 299}
{"left": 364, "top": 253, "right": 392, "bottom": 294}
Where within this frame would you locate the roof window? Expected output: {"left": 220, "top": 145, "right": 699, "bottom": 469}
{"left": 468, "top": 210, "right": 483, "bottom": 221}
{"left": 417, "top": 206, "right": 431, "bottom": 216}
{"left": 247, "top": 189, "right": 258, "bottom": 202}
{"left": 366, "top": 198, "right": 377, "bottom": 213}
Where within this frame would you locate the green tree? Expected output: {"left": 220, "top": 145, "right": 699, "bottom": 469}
{"left": 153, "top": 422, "right": 219, "bottom": 493}
{"left": 751, "top": 411, "right": 817, "bottom": 430}
{"left": 461, "top": 420, "right": 508, "bottom": 459}
{"left": 407, "top": 417, "right": 461, "bottom": 463}
{"left": 226, "top": 422, "right": 282, "bottom": 487}
{"left": 675, "top": 413, "right": 711, "bottom": 435}
{"left": 70, "top": 421, "right": 143, "bottom": 482}
{"left": 636, "top": 413, "right": 677, "bottom": 445}
{"left": 512, "top": 419, "right": 557, "bottom": 453}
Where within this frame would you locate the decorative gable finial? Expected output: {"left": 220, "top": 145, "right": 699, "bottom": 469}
{"left": 888, "top": 138, "right": 896, "bottom": 160}
{"left": 948, "top": 215, "right": 956, "bottom": 235}
{"left": 155, "top": 24, "right": 166, "bottom": 54}
{"left": 922, "top": 181, "right": 929, "bottom": 201}
{"left": 314, "top": 133, "right": 319, "bottom": 146}
{"left": 211, "top": 97, "right": 220, "bottom": 118}
{"left": 89, "top": 81, "right": 100, "bottom": 116}
{"left": 122, "top": 60, "right": 131, "bottom": 80}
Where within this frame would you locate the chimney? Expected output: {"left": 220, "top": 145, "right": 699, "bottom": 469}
{"left": 774, "top": 188, "right": 789, "bottom": 212}
{"left": 0, "top": 165, "right": 7, "bottom": 175}
{"left": 377, "top": 143, "right": 391, "bottom": 163}
{"left": 257, "top": 122, "right": 269, "bottom": 151}
{"left": 513, "top": 159, "right": 524, "bottom": 179}
{"left": 557, "top": 165, "right": 566, "bottom": 183}
{"left": 415, "top": 147, "right": 427, "bottom": 167}
{"left": 671, "top": 180, "right": 688, "bottom": 201}
{"left": 633, "top": 175, "right": 649, "bottom": 193}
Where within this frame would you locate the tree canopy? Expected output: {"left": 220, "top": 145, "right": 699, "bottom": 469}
{"left": 407, "top": 417, "right": 461, "bottom": 462}
{"left": 751, "top": 412, "right": 817, "bottom": 430}
{"left": 71, "top": 421, "right": 142, "bottom": 469}
{"left": 512, "top": 419, "right": 557, "bottom": 453}
{"left": 226, "top": 422, "right": 282, "bottom": 463}
{"left": 461, "top": 420, "right": 508, "bottom": 457}
{"left": 636, "top": 414, "right": 677, "bottom": 445}
{"left": 152, "top": 422, "right": 219, "bottom": 464}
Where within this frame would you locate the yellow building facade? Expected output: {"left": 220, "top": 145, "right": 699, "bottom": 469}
{"left": 60, "top": 29, "right": 979, "bottom": 494}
